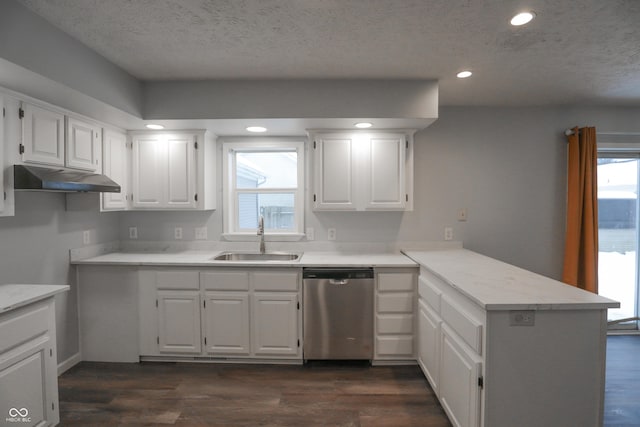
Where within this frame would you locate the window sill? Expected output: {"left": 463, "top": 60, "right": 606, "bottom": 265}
{"left": 221, "top": 233, "right": 305, "bottom": 242}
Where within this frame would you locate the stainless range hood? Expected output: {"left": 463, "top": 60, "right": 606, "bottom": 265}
{"left": 14, "top": 165, "right": 121, "bottom": 193}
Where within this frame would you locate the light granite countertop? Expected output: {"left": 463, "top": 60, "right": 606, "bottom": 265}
{"left": 71, "top": 250, "right": 418, "bottom": 268}
{"left": 403, "top": 249, "right": 619, "bottom": 311}
{"left": 0, "top": 284, "right": 70, "bottom": 313}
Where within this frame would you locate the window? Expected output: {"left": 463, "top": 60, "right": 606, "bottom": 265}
{"left": 222, "top": 139, "right": 305, "bottom": 238}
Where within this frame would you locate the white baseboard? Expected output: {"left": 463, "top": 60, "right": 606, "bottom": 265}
{"left": 57, "top": 352, "right": 82, "bottom": 376}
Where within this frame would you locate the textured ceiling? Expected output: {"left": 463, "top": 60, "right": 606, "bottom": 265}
{"left": 15, "top": 0, "right": 640, "bottom": 106}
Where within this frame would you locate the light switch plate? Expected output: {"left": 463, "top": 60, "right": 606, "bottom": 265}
{"left": 83, "top": 230, "right": 90, "bottom": 245}
{"left": 129, "top": 227, "right": 138, "bottom": 239}
{"left": 306, "top": 227, "right": 315, "bottom": 241}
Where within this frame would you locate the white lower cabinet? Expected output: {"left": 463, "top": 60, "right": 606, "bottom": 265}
{"left": 157, "top": 290, "right": 202, "bottom": 354}
{"left": 202, "top": 292, "right": 250, "bottom": 355}
{"left": 439, "top": 324, "right": 482, "bottom": 427}
{"left": 417, "top": 270, "right": 484, "bottom": 427}
{"left": 140, "top": 268, "right": 301, "bottom": 361}
{"left": 417, "top": 299, "right": 441, "bottom": 395}
{"left": 374, "top": 269, "right": 417, "bottom": 361}
{"left": 252, "top": 293, "right": 299, "bottom": 356}
{"left": 0, "top": 299, "right": 60, "bottom": 426}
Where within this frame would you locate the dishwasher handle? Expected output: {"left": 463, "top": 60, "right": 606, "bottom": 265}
{"left": 329, "top": 278, "right": 350, "bottom": 285}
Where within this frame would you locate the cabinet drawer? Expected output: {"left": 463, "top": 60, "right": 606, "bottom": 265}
{"left": 377, "top": 293, "right": 414, "bottom": 313}
{"left": 376, "top": 336, "right": 414, "bottom": 357}
{"left": 377, "top": 273, "right": 414, "bottom": 291}
{"left": 418, "top": 276, "right": 442, "bottom": 313}
{"left": 252, "top": 271, "right": 299, "bottom": 292}
{"left": 377, "top": 314, "right": 414, "bottom": 334}
{"left": 441, "top": 295, "right": 483, "bottom": 354}
{"left": 201, "top": 271, "right": 249, "bottom": 291}
{"left": 156, "top": 270, "right": 199, "bottom": 290}
{"left": 0, "top": 303, "right": 50, "bottom": 354}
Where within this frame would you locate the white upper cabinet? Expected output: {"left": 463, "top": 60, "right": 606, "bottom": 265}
{"left": 365, "top": 135, "right": 407, "bottom": 210}
{"left": 131, "top": 132, "right": 197, "bottom": 209}
{"left": 131, "top": 133, "right": 166, "bottom": 208}
{"left": 101, "top": 128, "right": 128, "bottom": 211}
{"left": 130, "top": 130, "right": 215, "bottom": 211}
{"left": 313, "top": 134, "right": 355, "bottom": 210}
{"left": 312, "top": 131, "right": 413, "bottom": 211}
{"left": 19, "top": 101, "right": 105, "bottom": 172}
{"left": 20, "top": 102, "right": 65, "bottom": 167}
{"left": 65, "top": 116, "right": 102, "bottom": 172}
{"left": 166, "top": 134, "right": 197, "bottom": 208}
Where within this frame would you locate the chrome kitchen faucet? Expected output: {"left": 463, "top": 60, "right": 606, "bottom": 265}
{"left": 258, "top": 215, "right": 266, "bottom": 254}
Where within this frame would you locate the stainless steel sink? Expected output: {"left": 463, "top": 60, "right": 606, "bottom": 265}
{"left": 212, "top": 252, "right": 302, "bottom": 262}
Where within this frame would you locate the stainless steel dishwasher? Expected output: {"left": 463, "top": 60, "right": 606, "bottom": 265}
{"left": 303, "top": 268, "right": 374, "bottom": 360}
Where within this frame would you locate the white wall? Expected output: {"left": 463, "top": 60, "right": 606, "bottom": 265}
{"left": 118, "top": 106, "right": 640, "bottom": 281}
{"left": 143, "top": 79, "right": 438, "bottom": 120}
{"left": 0, "top": 0, "right": 142, "bottom": 117}
{"left": 0, "top": 192, "right": 119, "bottom": 364}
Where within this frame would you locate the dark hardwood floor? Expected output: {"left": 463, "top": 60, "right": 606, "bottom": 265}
{"left": 58, "top": 362, "right": 452, "bottom": 426}
{"left": 58, "top": 335, "right": 640, "bottom": 426}
{"left": 604, "top": 335, "right": 640, "bottom": 427}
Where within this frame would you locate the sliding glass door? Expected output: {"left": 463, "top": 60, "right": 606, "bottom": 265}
{"left": 597, "top": 155, "right": 639, "bottom": 329}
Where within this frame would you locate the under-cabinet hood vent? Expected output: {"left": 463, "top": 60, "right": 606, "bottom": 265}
{"left": 14, "top": 164, "right": 121, "bottom": 193}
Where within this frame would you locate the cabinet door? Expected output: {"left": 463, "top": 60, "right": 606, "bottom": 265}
{"left": 364, "top": 134, "right": 406, "bottom": 210}
{"left": 66, "top": 116, "right": 101, "bottom": 171}
{"left": 157, "top": 290, "right": 202, "bottom": 354}
{"left": 418, "top": 299, "right": 441, "bottom": 395}
{"left": 102, "top": 129, "right": 128, "bottom": 210}
{"left": 252, "top": 293, "right": 299, "bottom": 356}
{"left": 131, "top": 135, "right": 165, "bottom": 208}
{"left": 313, "top": 135, "right": 356, "bottom": 210}
{"left": 0, "top": 337, "right": 58, "bottom": 426}
{"left": 166, "top": 134, "right": 197, "bottom": 209}
{"left": 21, "top": 102, "right": 65, "bottom": 166}
{"left": 439, "top": 324, "right": 482, "bottom": 427}
{"left": 202, "top": 292, "right": 250, "bottom": 355}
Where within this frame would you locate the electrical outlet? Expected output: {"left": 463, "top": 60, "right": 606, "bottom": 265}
{"left": 458, "top": 208, "right": 468, "bottom": 221}
{"left": 306, "top": 227, "right": 315, "bottom": 241}
{"left": 83, "top": 230, "right": 91, "bottom": 245}
{"left": 174, "top": 227, "right": 183, "bottom": 240}
{"left": 129, "top": 227, "right": 138, "bottom": 239}
{"left": 509, "top": 310, "right": 535, "bottom": 326}
{"left": 195, "top": 227, "right": 208, "bottom": 240}
{"left": 444, "top": 227, "right": 453, "bottom": 241}
{"left": 328, "top": 228, "right": 337, "bottom": 241}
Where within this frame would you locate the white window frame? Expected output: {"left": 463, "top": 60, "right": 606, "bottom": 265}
{"left": 222, "top": 138, "right": 305, "bottom": 240}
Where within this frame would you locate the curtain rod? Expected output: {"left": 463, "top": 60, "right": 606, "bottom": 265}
{"left": 564, "top": 128, "right": 579, "bottom": 136}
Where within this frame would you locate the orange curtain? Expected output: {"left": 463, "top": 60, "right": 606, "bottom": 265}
{"left": 562, "top": 126, "right": 598, "bottom": 293}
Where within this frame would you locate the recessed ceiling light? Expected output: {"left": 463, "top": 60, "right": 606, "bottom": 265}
{"left": 246, "top": 126, "right": 267, "bottom": 133}
{"left": 510, "top": 11, "right": 536, "bottom": 26}
{"left": 354, "top": 122, "right": 373, "bottom": 128}
{"left": 145, "top": 124, "right": 164, "bottom": 130}
{"left": 457, "top": 70, "right": 473, "bottom": 79}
